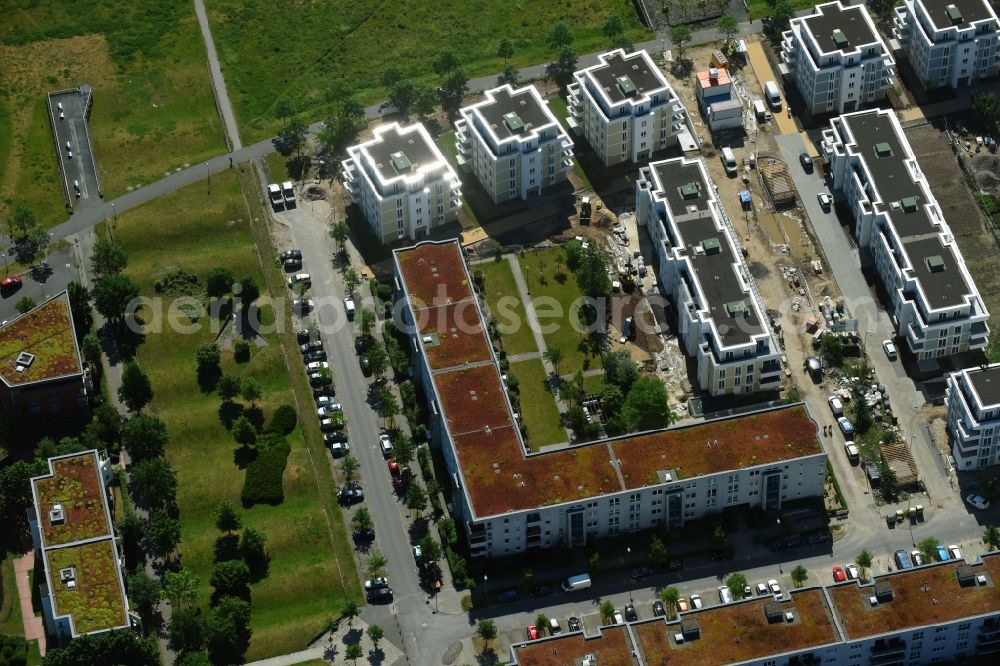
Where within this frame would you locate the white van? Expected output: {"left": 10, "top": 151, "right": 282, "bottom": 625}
{"left": 753, "top": 99, "right": 768, "bottom": 122}
{"left": 561, "top": 573, "right": 592, "bottom": 592}
{"left": 764, "top": 81, "right": 782, "bottom": 110}
{"left": 718, "top": 585, "right": 733, "bottom": 604}
{"left": 844, "top": 441, "right": 860, "bottom": 463}
{"left": 721, "top": 147, "right": 738, "bottom": 177}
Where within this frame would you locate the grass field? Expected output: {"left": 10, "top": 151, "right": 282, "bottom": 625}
{"left": 510, "top": 359, "right": 566, "bottom": 448}
{"left": 0, "top": 1, "right": 223, "bottom": 228}
{"left": 516, "top": 248, "right": 603, "bottom": 375}
{"left": 115, "top": 168, "right": 355, "bottom": 659}
{"left": 435, "top": 130, "right": 482, "bottom": 228}
{"left": 545, "top": 95, "right": 594, "bottom": 190}
{"left": 205, "top": 0, "right": 649, "bottom": 142}
{"left": 746, "top": 0, "right": 817, "bottom": 20}
{"left": 473, "top": 259, "right": 536, "bottom": 356}
{"left": 0, "top": 553, "right": 23, "bottom": 636}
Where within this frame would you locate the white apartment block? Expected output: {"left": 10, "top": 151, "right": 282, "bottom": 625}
{"left": 454, "top": 84, "right": 573, "bottom": 204}
{"left": 822, "top": 109, "right": 990, "bottom": 361}
{"left": 567, "top": 49, "right": 688, "bottom": 167}
{"left": 342, "top": 122, "right": 461, "bottom": 244}
{"left": 393, "top": 240, "right": 824, "bottom": 559}
{"left": 895, "top": 0, "right": 1000, "bottom": 89}
{"left": 635, "top": 157, "right": 783, "bottom": 397}
{"left": 781, "top": 1, "right": 894, "bottom": 115}
{"left": 947, "top": 363, "right": 1000, "bottom": 469}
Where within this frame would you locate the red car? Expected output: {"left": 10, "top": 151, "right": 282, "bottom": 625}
{"left": 387, "top": 459, "right": 400, "bottom": 477}
{"left": 0, "top": 275, "right": 22, "bottom": 296}
{"left": 832, "top": 566, "right": 846, "bottom": 583}
{"left": 526, "top": 624, "right": 539, "bottom": 640}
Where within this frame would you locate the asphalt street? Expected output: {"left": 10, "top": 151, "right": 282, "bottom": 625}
{"left": 49, "top": 89, "right": 102, "bottom": 210}
{"left": 0, "top": 244, "right": 79, "bottom": 324}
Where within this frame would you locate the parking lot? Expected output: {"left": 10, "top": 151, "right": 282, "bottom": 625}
{"left": 48, "top": 86, "right": 102, "bottom": 211}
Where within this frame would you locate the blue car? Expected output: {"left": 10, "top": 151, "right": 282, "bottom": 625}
{"left": 936, "top": 545, "right": 950, "bottom": 562}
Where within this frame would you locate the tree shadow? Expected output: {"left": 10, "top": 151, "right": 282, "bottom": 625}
{"left": 210, "top": 583, "right": 251, "bottom": 607}
{"left": 245, "top": 552, "right": 270, "bottom": 584}
{"left": 234, "top": 445, "right": 258, "bottom": 469}
{"left": 218, "top": 401, "right": 244, "bottom": 429}
{"left": 368, "top": 647, "right": 386, "bottom": 666}
{"left": 214, "top": 534, "right": 239, "bottom": 563}
{"left": 197, "top": 366, "right": 221, "bottom": 393}
{"left": 29, "top": 262, "right": 53, "bottom": 283}
{"left": 342, "top": 627, "right": 363, "bottom": 647}
{"left": 245, "top": 405, "right": 265, "bottom": 431}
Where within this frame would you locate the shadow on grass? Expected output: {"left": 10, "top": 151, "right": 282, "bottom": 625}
{"left": 233, "top": 445, "right": 258, "bottom": 470}
{"left": 197, "top": 366, "right": 221, "bottom": 393}
{"left": 218, "top": 401, "right": 243, "bottom": 429}
{"left": 214, "top": 535, "right": 239, "bottom": 563}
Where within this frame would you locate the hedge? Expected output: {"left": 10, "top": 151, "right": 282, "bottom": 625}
{"left": 241, "top": 436, "right": 291, "bottom": 506}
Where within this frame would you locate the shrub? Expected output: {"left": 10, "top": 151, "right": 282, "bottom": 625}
{"left": 233, "top": 339, "right": 250, "bottom": 363}
{"left": 375, "top": 282, "right": 393, "bottom": 302}
{"left": 266, "top": 405, "right": 297, "bottom": 435}
{"left": 241, "top": 435, "right": 291, "bottom": 506}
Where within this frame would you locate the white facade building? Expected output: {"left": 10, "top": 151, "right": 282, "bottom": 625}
{"left": 567, "top": 49, "right": 688, "bottom": 166}
{"left": 821, "top": 109, "right": 990, "bottom": 361}
{"left": 393, "top": 240, "right": 824, "bottom": 559}
{"left": 454, "top": 84, "right": 573, "bottom": 204}
{"left": 947, "top": 363, "right": 1000, "bottom": 469}
{"left": 781, "top": 1, "right": 894, "bottom": 115}
{"left": 342, "top": 122, "right": 461, "bottom": 244}
{"left": 635, "top": 157, "right": 782, "bottom": 397}
{"left": 895, "top": 0, "right": 1000, "bottom": 89}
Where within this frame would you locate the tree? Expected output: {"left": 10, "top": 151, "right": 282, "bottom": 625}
{"left": 340, "top": 454, "right": 360, "bottom": 482}
{"left": 600, "top": 383, "right": 625, "bottom": 418}
{"left": 548, "top": 20, "right": 573, "bottom": 49}
{"left": 711, "top": 524, "right": 729, "bottom": 550}
{"left": 67, "top": 281, "right": 94, "bottom": 338}
{"left": 215, "top": 501, "right": 242, "bottom": 534}
{"left": 599, "top": 600, "right": 616, "bottom": 624}
{"left": 238, "top": 526, "right": 267, "bottom": 567}
{"left": 82, "top": 331, "right": 102, "bottom": 370}
{"left": 206, "top": 267, "right": 234, "bottom": 299}
{"left": 359, "top": 307, "right": 376, "bottom": 339}
{"left": 331, "top": 221, "right": 350, "bottom": 254}
{"left": 275, "top": 99, "right": 295, "bottom": 126}
{"left": 497, "top": 37, "right": 514, "bottom": 66}
{"left": 93, "top": 273, "right": 140, "bottom": 324}
{"left": 377, "top": 386, "right": 400, "bottom": 423}
{"left": 344, "top": 268, "right": 360, "bottom": 294}
{"left": 367, "top": 341, "right": 389, "bottom": 378}
{"left": 147, "top": 511, "right": 182, "bottom": 558}
{"left": 177, "top": 652, "right": 210, "bottom": 666}
{"left": 660, "top": 587, "right": 680, "bottom": 618}
{"left": 973, "top": 92, "right": 1000, "bottom": 134}
{"left": 131, "top": 457, "right": 177, "bottom": 511}
{"left": 476, "top": 618, "right": 497, "bottom": 645}
{"left": 273, "top": 117, "right": 307, "bottom": 157}
{"left": 414, "top": 86, "right": 438, "bottom": 118}
{"left": 432, "top": 48, "right": 462, "bottom": 76}
{"left": 352, "top": 507, "right": 373, "bottom": 531}
{"left": 497, "top": 63, "right": 520, "bottom": 86}
{"left": 406, "top": 482, "right": 428, "bottom": 514}
{"left": 791, "top": 564, "right": 809, "bottom": 588}
{"left": 648, "top": 535, "right": 668, "bottom": 569}
{"left": 116, "top": 510, "right": 145, "bottom": 566}
{"left": 41, "top": 629, "right": 159, "bottom": 666}
{"left": 205, "top": 596, "right": 251, "bottom": 666}
{"left": 210, "top": 560, "right": 250, "bottom": 597}
{"left": 231, "top": 415, "right": 257, "bottom": 448}
{"left": 196, "top": 342, "right": 221, "bottom": 373}
{"left": 91, "top": 238, "right": 128, "bottom": 277}
{"left": 236, "top": 277, "right": 259, "bottom": 311}
{"left": 543, "top": 347, "right": 563, "bottom": 376}
{"left": 218, "top": 374, "right": 241, "bottom": 402}
{"left": 342, "top": 600, "right": 360, "bottom": 628}
{"left": 381, "top": 64, "right": 406, "bottom": 87}
{"left": 982, "top": 524, "right": 1000, "bottom": 552}
{"left": 389, "top": 78, "right": 419, "bottom": 120}
{"left": 535, "top": 612, "right": 549, "bottom": 636}
{"left": 167, "top": 607, "right": 206, "bottom": 657}
{"left": 118, "top": 361, "right": 153, "bottom": 413}
{"left": 727, "top": 573, "right": 748, "bottom": 598}
{"left": 670, "top": 25, "right": 693, "bottom": 60}
{"left": 855, "top": 549, "right": 873, "bottom": 581}
{"left": 367, "top": 624, "right": 384, "bottom": 651}
{"left": 621, "top": 376, "right": 674, "bottom": 432}
{"left": 9, "top": 203, "right": 37, "bottom": 238}
{"left": 439, "top": 516, "right": 458, "bottom": 546}
{"left": 602, "top": 15, "right": 626, "bottom": 41}
{"left": 163, "top": 569, "right": 201, "bottom": 609}
{"left": 820, "top": 335, "right": 845, "bottom": 367}
{"left": 366, "top": 551, "right": 388, "bottom": 576}
{"left": 918, "top": 536, "right": 939, "bottom": 564}
{"left": 545, "top": 46, "right": 578, "bottom": 90}
{"left": 610, "top": 32, "right": 633, "bottom": 53}
{"left": 438, "top": 69, "right": 469, "bottom": 117}
{"left": 574, "top": 243, "right": 611, "bottom": 298}
{"left": 241, "top": 378, "right": 262, "bottom": 408}
{"left": 419, "top": 534, "right": 442, "bottom": 562}
{"left": 603, "top": 349, "right": 640, "bottom": 390}
{"left": 717, "top": 14, "right": 739, "bottom": 45}
{"left": 769, "top": 0, "right": 795, "bottom": 32}
{"left": 317, "top": 98, "right": 366, "bottom": 156}
{"left": 15, "top": 296, "right": 35, "bottom": 314}
{"left": 127, "top": 569, "right": 162, "bottom": 620}
{"left": 345, "top": 643, "right": 363, "bottom": 664}
{"left": 391, "top": 435, "right": 414, "bottom": 465}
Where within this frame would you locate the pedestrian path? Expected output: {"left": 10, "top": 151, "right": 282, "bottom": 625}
{"left": 193, "top": 0, "right": 242, "bottom": 150}
{"left": 14, "top": 552, "right": 44, "bottom": 656}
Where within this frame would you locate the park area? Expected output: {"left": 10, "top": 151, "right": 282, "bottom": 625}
{"left": 0, "top": 0, "right": 223, "bottom": 227}
{"left": 114, "top": 169, "right": 356, "bottom": 659}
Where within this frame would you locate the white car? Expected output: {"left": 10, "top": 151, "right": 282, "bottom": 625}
{"left": 845, "top": 563, "right": 860, "bottom": 580}
{"left": 612, "top": 610, "right": 624, "bottom": 625}
{"left": 718, "top": 585, "right": 733, "bottom": 604}
{"left": 966, "top": 494, "right": 991, "bottom": 511}
{"left": 817, "top": 192, "right": 831, "bottom": 209}
{"left": 329, "top": 441, "right": 349, "bottom": 456}
{"left": 689, "top": 593, "right": 703, "bottom": 609}
{"left": 755, "top": 582, "right": 769, "bottom": 596}
{"left": 317, "top": 405, "right": 342, "bottom": 417}
{"left": 949, "top": 544, "right": 963, "bottom": 561}
{"left": 379, "top": 432, "right": 393, "bottom": 457}
{"left": 828, "top": 396, "right": 843, "bottom": 416}
{"left": 306, "top": 361, "right": 330, "bottom": 372}
{"left": 767, "top": 579, "right": 782, "bottom": 599}
{"left": 911, "top": 550, "right": 925, "bottom": 566}
{"left": 882, "top": 339, "right": 897, "bottom": 360}
{"left": 316, "top": 395, "right": 337, "bottom": 407}
{"left": 288, "top": 273, "right": 311, "bottom": 287}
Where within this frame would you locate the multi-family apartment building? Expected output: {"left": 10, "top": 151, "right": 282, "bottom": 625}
{"left": 393, "top": 240, "right": 825, "bottom": 559}
{"left": 512, "top": 553, "right": 1000, "bottom": 665}
{"left": 894, "top": 0, "right": 1000, "bottom": 90}
{"left": 454, "top": 84, "right": 573, "bottom": 204}
{"left": 946, "top": 363, "right": 1000, "bottom": 469}
{"left": 566, "top": 49, "right": 689, "bottom": 166}
{"left": 821, "top": 108, "right": 989, "bottom": 361}
{"left": 781, "top": 1, "right": 894, "bottom": 115}
{"left": 635, "top": 157, "right": 782, "bottom": 397}
{"left": 342, "top": 122, "right": 461, "bottom": 244}
{"left": 29, "top": 450, "right": 135, "bottom": 643}
{"left": 0, "top": 291, "right": 91, "bottom": 422}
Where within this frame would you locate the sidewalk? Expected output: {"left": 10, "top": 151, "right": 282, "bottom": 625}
{"left": 14, "top": 552, "right": 44, "bottom": 656}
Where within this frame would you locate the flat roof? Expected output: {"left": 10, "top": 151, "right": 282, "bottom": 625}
{"left": 829, "top": 556, "right": 1000, "bottom": 639}
{"left": 395, "top": 241, "right": 821, "bottom": 518}
{"left": 921, "top": 0, "right": 995, "bottom": 31}
{"left": 696, "top": 68, "right": 732, "bottom": 90}
{"left": 965, "top": 363, "right": 1000, "bottom": 407}
{"left": 357, "top": 123, "right": 445, "bottom": 184}
{"left": 30, "top": 451, "right": 129, "bottom": 636}
{"left": 586, "top": 49, "right": 668, "bottom": 105}
{"left": 513, "top": 624, "right": 637, "bottom": 666}
{"left": 803, "top": 1, "right": 880, "bottom": 53}
{"left": 468, "top": 85, "right": 558, "bottom": 141}
{"left": 650, "top": 159, "right": 765, "bottom": 346}
{"left": 0, "top": 291, "right": 83, "bottom": 387}
{"left": 839, "top": 110, "right": 975, "bottom": 310}
{"left": 633, "top": 589, "right": 837, "bottom": 665}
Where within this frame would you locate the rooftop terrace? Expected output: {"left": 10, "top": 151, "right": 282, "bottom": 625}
{"left": 0, "top": 292, "right": 83, "bottom": 387}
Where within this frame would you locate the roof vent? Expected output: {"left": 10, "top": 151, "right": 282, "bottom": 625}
{"left": 926, "top": 255, "right": 946, "bottom": 272}
{"left": 874, "top": 580, "right": 894, "bottom": 601}
{"left": 875, "top": 142, "right": 892, "bottom": 158}
{"left": 890, "top": 201, "right": 901, "bottom": 210}
{"left": 726, "top": 300, "right": 748, "bottom": 318}
{"left": 702, "top": 237, "right": 721, "bottom": 254}
{"left": 947, "top": 4, "right": 963, "bottom": 24}
{"left": 617, "top": 75, "right": 638, "bottom": 98}
{"left": 581, "top": 654, "right": 597, "bottom": 666}
{"left": 832, "top": 29, "right": 849, "bottom": 50}
{"left": 901, "top": 196, "right": 918, "bottom": 212}
{"left": 679, "top": 181, "right": 702, "bottom": 199}
{"left": 49, "top": 503, "right": 65, "bottom": 524}
{"left": 709, "top": 67, "right": 719, "bottom": 81}
{"left": 390, "top": 151, "right": 412, "bottom": 174}
{"left": 15, "top": 351, "right": 36, "bottom": 371}
{"left": 59, "top": 567, "right": 76, "bottom": 587}
{"left": 503, "top": 111, "right": 525, "bottom": 133}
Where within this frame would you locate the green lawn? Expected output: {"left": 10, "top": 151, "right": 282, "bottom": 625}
{"left": 582, "top": 373, "right": 604, "bottom": 396}
{"left": 545, "top": 95, "right": 593, "bottom": 190}
{"left": 473, "top": 259, "right": 536, "bottom": 356}
{"left": 435, "top": 130, "right": 481, "bottom": 228}
{"left": 516, "top": 247, "right": 603, "bottom": 375}
{"left": 115, "top": 169, "right": 355, "bottom": 659}
{"left": 510, "top": 359, "right": 566, "bottom": 448}
{"left": 206, "top": 0, "right": 650, "bottom": 142}
{"left": 0, "top": 1, "right": 224, "bottom": 227}
{"left": 747, "top": 0, "right": 817, "bottom": 21}
{"left": 0, "top": 552, "right": 24, "bottom": 636}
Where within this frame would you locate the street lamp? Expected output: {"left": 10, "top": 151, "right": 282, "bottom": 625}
{"left": 206, "top": 162, "right": 211, "bottom": 194}
{"left": 483, "top": 574, "right": 488, "bottom": 601}
{"left": 627, "top": 547, "right": 633, "bottom": 604}
{"left": 777, "top": 518, "right": 783, "bottom": 574}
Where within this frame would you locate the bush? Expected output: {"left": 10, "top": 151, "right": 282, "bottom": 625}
{"left": 266, "top": 405, "right": 297, "bottom": 435}
{"left": 0, "top": 634, "right": 28, "bottom": 666}
{"left": 375, "top": 282, "right": 394, "bottom": 302}
{"left": 233, "top": 339, "right": 250, "bottom": 363}
{"left": 241, "top": 435, "right": 291, "bottom": 506}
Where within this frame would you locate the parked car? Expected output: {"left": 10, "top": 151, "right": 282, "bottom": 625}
{"left": 300, "top": 340, "right": 323, "bottom": 353}
{"left": 319, "top": 418, "right": 340, "bottom": 432}
{"left": 846, "top": 563, "right": 860, "bottom": 580}
{"left": 529, "top": 585, "right": 554, "bottom": 598}
{"left": 949, "top": 544, "right": 963, "bottom": 560}
{"left": 525, "top": 624, "right": 539, "bottom": 640}
{"left": 567, "top": 617, "right": 582, "bottom": 632}
{"left": 832, "top": 566, "right": 846, "bottom": 582}
{"left": 379, "top": 432, "right": 393, "bottom": 457}
{"left": 837, "top": 416, "right": 855, "bottom": 437}
{"left": 496, "top": 590, "right": 519, "bottom": 604}
{"left": 287, "top": 273, "right": 311, "bottom": 288}
{"left": 743, "top": 585, "right": 752, "bottom": 599}
{"left": 911, "top": 550, "right": 925, "bottom": 566}
{"left": 329, "top": 441, "right": 349, "bottom": 457}
{"left": 548, "top": 618, "right": 561, "bottom": 635}
{"left": 354, "top": 336, "right": 370, "bottom": 353}
{"left": 412, "top": 544, "right": 422, "bottom": 563}
{"left": 936, "top": 545, "right": 950, "bottom": 562}
{"left": 718, "top": 585, "right": 733, "bottom": 604}
{"left": 817, "top": 192, "right": 831, "bottom": 210}
{"left": 882, "top": 339, "right": 897, "bottom": 360}
{"left": 293, "top": 298, "right": 314, "bottom": 312}
{"left": 767, "top": 579, "right": 782, "bottom": 599}
{"left": 690, "top": 593, "right": 703, "bottom": 609}
{"left": 308, "top": 372, "right": 330, "bottom": 387}
{"left": 967, "top": 494, "right": 991, "bottom": 511}
{"left": 296, "top": 328, "right": 311, "bottom": 343}
{"left": 799, "top": 152, "right": 813, "bottom": 173}
{"left": 283, "top": 257, "right": 302, "bottom": 271}
{"left": 316, "top": 394, "right": 337, "bottom": 406}
{"left": 279, "top": 249, "right": 302, "bottom": 262}
{"left": 352, "top": 528, "right": 374, "bottom": 543}
{"left": 652, "top": 600, "right": 666, "bottom": 617}
{"left": 306, "top": 361, "right": 330, "bottom": 372}
{"left": 612, "top": 610, "right": 624, "bottom": 625}
{"left": 828, "top": 396, "right": 844, "bottom": 416}
{"left": 0, "top": 275, "right": 23, "bottom": 296}
{"left": 677, "top": 597, "right": 689, "bottom": 612}
{"left": 624, "top": 604, "right": 638, "bottom": 622}
{"left": 365, "top": 577, "right": 389, "bottom": 590}
{"left": 337, "top": 484, "right": 363, "bottom": 505}
{"left": 324, "top": 432, "right": 348, "bottom": 445}
{"left": 303, "top": 350, "right": 327, "bottom": 363}
{"left": 755, "top": 582, "right": 769, "bottom": 596}
{"left": 359, "top": 354, "right": 372, "bottom": 376}
{"left": 630, "top": 566, "right": 653, "bottom": 580}
{"left": 367, "top": 587, "right": 392, "bottom": 603}
{"left": 667, "top": 559, "right": 684, "bottom": 571}
{"left": 317, "top": 404, "right": 342, "bottom": 417}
